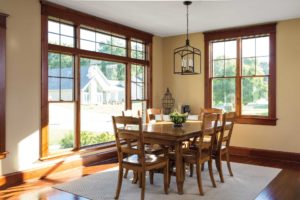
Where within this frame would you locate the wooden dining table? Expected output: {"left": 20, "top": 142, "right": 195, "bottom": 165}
{"left": 142, "top": 121, "right": 203, "bottom": 195}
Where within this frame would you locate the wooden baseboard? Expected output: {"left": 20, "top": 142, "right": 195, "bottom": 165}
{"left": 0, "top": 149, "right": 117, "bottom": 189}
{"left": 229, "top": 146, "right": 300, "bottom": 163}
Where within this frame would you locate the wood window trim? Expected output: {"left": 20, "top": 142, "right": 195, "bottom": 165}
{"left": 0, "top": 13, "right": 8, "bottom": 160}
{"left": 204, "top": 23, "right": 277, "bottom": 126}
{"left": 41, "top": 2, "right": 153, "bottom": 159}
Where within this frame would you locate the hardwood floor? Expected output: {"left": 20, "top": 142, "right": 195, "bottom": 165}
{"left": 0, "top": 155, "right": 299, "bottom": 200}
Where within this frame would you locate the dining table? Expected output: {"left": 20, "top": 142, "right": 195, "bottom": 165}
{"left": 142, "top": 121, "right": 204, "bottom": 195}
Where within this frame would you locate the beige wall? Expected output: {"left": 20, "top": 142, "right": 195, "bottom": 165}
{"left": 158, "top": 19, "right": 300, "bottom": 154}
{"left": 0, "top": 0, "right": 41, "bottom": 175}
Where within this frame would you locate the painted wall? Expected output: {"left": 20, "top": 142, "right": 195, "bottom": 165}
{"left": 0, "top": 0, "right": 41, "bottom": 175}
{"left": 159, "top": 19, "right": 300, "bottom": 154}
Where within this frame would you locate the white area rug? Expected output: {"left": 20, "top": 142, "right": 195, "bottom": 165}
{"left": 54, "top": 162, "right": 280, "bottom": 200}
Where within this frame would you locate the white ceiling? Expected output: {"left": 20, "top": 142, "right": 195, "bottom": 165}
{"left": 48, "top": 0, "right": 300, "bottom": 37}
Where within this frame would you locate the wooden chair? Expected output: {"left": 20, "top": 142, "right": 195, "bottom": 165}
{"left": 182, "top": 113, "right": 219, "bottom": 195}
{"left": 146, "top": 108, "right": 162, "bottom": 123}
{"left": 213, "top": 112, "right": 236, "bottom": 183}
{"left": 112, "top": 116, "right": 169, "bottom": 200}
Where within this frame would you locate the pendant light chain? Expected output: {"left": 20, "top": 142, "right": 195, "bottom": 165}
{"left": 186, "top": 3, "right": 189, "bottom": 42}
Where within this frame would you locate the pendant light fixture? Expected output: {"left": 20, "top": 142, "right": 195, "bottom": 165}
{"left": 174, "top": 1, "right": 201, "bottom": 75}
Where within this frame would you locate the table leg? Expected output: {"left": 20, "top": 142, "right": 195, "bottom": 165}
{"left": 175, "top": 142, "right": 184, "bottom": 194}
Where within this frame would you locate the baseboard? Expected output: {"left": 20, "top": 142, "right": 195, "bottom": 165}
{"left": 229, "top": 146, "right": 300, "bottom": 163}
{"left": 0, "top": 149, "right": 117, "bottom": 189}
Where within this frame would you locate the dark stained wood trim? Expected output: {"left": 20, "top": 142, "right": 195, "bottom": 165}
{"left": 148, "top": 41, "right": 153, "bottom": 108}
{"left": 48, "top": 44, "right": 150, "bottom": 66}
{"left": 204, "top": 23, "right": 277, "bottom": 41}
{"left": 204, "top": 23, "right": 277, "bottom": 125}
{"left": 40, "top": 1, "right": 153, "bottom": 42}
{"left": 229, "top": 146, "right": 300, "bottom": 163}
{"left": 0, "top": 13, "right": 8, "bottom": 159}
{"left": 0, "top": 149, "right": 117, "bottom": 189}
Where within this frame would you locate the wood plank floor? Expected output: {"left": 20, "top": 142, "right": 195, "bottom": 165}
{"left": 0, "top": 156, "right": 299, "bottom": 200}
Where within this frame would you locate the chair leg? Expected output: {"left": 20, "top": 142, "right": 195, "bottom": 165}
{"left": 115, "top": 166, "right": 123, "bottom": 199}
{"left": 124, "top": 169, "right": 129, "bottom": 178}
{"left": 226, "top": 151, "right": 234, "bottom": 176}
{"left": 139, "top": 172, "right": 142, "bottom": 188}
{"left": 141, "top": 170, "right": 146, "bottom": 200}
{"left": 208, "top": 160, "right": 216, "bottom": 188}
{"left": 149, "top": 171, "right": 154, "bottom": 185}
{"left": 216, "top": 156, "right": 224, "bottom": 183}
{"left": 132, "top": 171, "right": 138, "bottom": 184}
{"left": 164, "top": 162, "right": 169, "bottom": 194}
{"left": 189, "top": 163, "right": 194, "bottom": 177}
{"left": 196, "top": 163, "right": 204, "bottom": 195}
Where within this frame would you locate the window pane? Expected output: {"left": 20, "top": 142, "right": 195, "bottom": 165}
{"left": 96, "top": 33, "right": 111, "bottom": 44}
{"left": 131, "top": 50, "right": 137, "bottom": 59}
{"left": 48, "top": 21, "right": 59, "bottom": 34}
{"left": 225, "top": 40, "right": 237, "bottom": 59}
{"left": 242, "top": 57, "right": 255, "bottom": 76}
{"left": 256, "top": 36, "right": 269, "bottom": 56}
{"left": 242, "top": 38, "right": 255, "bottom": 57}
{"left": 137, "top": 51, "right": 145, "bottom": 60}
{"left": 242, "top": 77, "right": 269, "bottom": 116}
{"left": 48, "top": 77, "right": 60, "bottom": 101}
{"left": 97, "top": 43, "right": 111, "bottom": 54}
{"left": 213, "top": 60, "right": 224, "bottom": 77}
{"left": 136, "top": 42, "right": 144, "bottom": 51}
{"left": 131, "top": 41, "right": 137, "bottom": 50}
{"left": 136, "top": 82, "right": 144, "bottom": 99}
{"left": 80, "top": 29, "right": 95, "bottom": 41}
{"left": 112, "top": 46, "right": 126, "bottom": 57}
{"left": 256, "top": 56, "right": 269, "bottom": 75}
{"left": 136, "top": 65, "right": 145, "bottom": 82}
{"left": 48, "top": 33, "right": 60, "bottom": 45}
{"left": 48, "top": 103, "right": 75, "bottom": 153}
{"left": 81, "top": 40, "right": 96, "bottom": 51}
{"left": 60, "top": 36, "right": 74, "bottom": 47}
{"left": 60, "top": 24, "right": 74, "bottom": 37}
{"left": 213, "top": 42, "right": 224, "bottom": 60}
{"left": 225, "top": 59, "right": 236, "bottom": 76}
{"left": 61, "top": 55, "right": 74, "bottom": 78}
{"left": 131, "top": 65, "right": 137, "bottom": 82}
{"left": 131, "top": 82, "right": 137, "bottom": 100}
{"left": 80, "top": 58, "right": 125, "bottom": 147}
{"left": 212, "top": 78, "right": 236, "bottom": 112}
{"left": 48, "top": 53, "right": 60, "bottom": 77}
{"left": 112, "top": 37, "right": 126, "bottom": 48}
{"left": 60, "top": 78, "right": 73, "bottom": 101}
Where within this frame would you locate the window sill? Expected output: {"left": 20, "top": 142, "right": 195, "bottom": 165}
{"left": 0, "top": 152, "right": 8, "bottom": 160}
{"left": 236, "top": 117, "right": 277, "bottom": 126}
{"left": 40, "top": 141, "right": 120, "bottom": 161}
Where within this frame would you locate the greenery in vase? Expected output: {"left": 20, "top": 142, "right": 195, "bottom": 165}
{"left": 170, "top": 111, "right": 188, "bottom": 125}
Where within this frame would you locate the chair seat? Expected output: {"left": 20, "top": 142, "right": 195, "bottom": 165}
{"left": 123, "top": 154, "right": 167, "bottom": 166}
{"left": 182, "top": 148, "right": 211, "bottom": 163}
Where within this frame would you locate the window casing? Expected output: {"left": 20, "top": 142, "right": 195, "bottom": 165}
{"left": 0, "top": 13, "right": 8, "bottom": 159}
{"left": 204, "top": 24, "right": 277, "bottom": 125}
{"left": 41, "top": 2, "right": 153, "bottom": 158}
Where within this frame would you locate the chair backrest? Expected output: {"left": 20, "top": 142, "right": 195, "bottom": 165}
{"left": 122, "top": 109, "right": 141, "bottom": 117}
{"left": 112, "top": 116, "right": 145, "bottom": 165}
{"left": 198, "top": 113, "right": 219, "bottom": 156}
{"left": 146, "top": 108, "right": 161, "bottom": 123}
{"left": 217, "top": 112, "right": 236, "bottom": 151}
{"left": 200, "top": 108, "right": 223, "bottom": 121}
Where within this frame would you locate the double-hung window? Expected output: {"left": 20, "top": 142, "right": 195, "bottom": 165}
{"left": 204, "top": 24, "right": 277, "bottom": 125}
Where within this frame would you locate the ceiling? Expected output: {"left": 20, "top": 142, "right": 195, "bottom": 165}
{"left": 47, "top": 0, "right": 300, "bottom": 37}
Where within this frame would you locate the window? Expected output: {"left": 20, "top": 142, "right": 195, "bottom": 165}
{"left": 131, "top": 40, "right": 146, "bottom": 60}
{"left": 0, "top": 13, "right": 8, "bottom": 159}
{"left": 204, "top": 24, "right": 277, "bottom": 125}
{"left": 41, "top": 2, "right": 153, "bottom": 158}
{"left": 80, "top": 28, "right": 126, "bottom": 57}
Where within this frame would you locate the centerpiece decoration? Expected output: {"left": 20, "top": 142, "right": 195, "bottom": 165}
{"left": 170, "top": 111, "right": 188, "bottom": 127}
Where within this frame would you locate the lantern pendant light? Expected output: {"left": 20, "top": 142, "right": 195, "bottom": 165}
{"left": 174, "top": 1, "right": 201, "bottom": 75}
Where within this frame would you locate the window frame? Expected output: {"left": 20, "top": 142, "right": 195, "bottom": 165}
{"left": 41, "top": 2, "right": 153, "bottom": 159}
{"left": 0, "top": 13, "right": 8, "bottom": 159}
{"left": 204, "top": 23, "right": 277, "bottom": 125}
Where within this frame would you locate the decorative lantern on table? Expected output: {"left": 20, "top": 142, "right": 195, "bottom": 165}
{"left": 162, "top": 88, "right": 175, "bottom": 114}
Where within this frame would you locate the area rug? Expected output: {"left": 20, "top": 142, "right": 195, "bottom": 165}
{"left": 54, "top": 162, "right": 280, "bottom": 200}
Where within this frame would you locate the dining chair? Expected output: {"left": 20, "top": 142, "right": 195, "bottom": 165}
{"left": 182, "top": 113, "right": 219, "bottom": 195}
{"left": 189, "top": 108, "right": 223, "bottom": 177}
{"left": 146, "top": 108, "right": 162, "bottom": 123}
{"left": 213, "top": 112, "right": 236, "bottom": 183}
{"left": 112, "top": 116, "right": 169, "bottom": 200}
